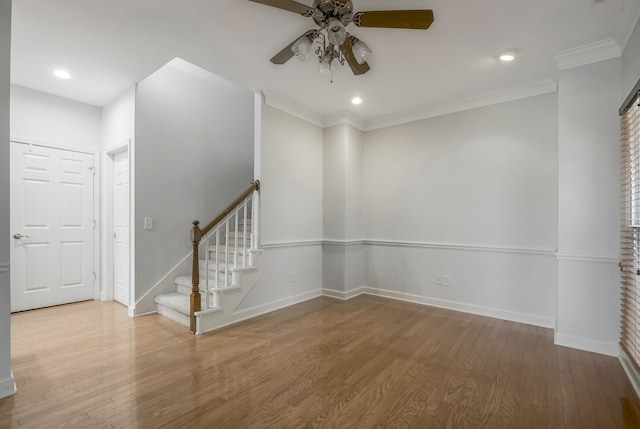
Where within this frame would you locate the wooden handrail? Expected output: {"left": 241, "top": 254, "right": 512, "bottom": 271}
{"left": 200, "top": 180, "right": 260, "bottom": 236}
{"left": 189, "top": 180, "right": 260, "bottom": 333}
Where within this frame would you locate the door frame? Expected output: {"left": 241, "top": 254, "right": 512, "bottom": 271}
{"left": 102, "top": 139, "right": 134, "bottom": 314}
{"left": 9, "top": 138, "right": 101, "bottom": 301}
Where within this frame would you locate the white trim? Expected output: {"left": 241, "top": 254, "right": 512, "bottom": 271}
{"left": 555, "top": 252, "right": 619, "bottom": 263}
{"left": 262, "top": 91, "right": 324, "bottom": 128}
{"left": 322, "top": 286, "right": 555, "bottom": 329}
{"left": 618, "top": 0, "right": 640, "bottom": 52}
{"left": 222, "top": 288, "right": 323, "bottom": 326}
{"left": 323, "top": 287, "right": 366, "bottom": 300}
{"left": 101, "top": 140, "right": 131, "bottom": 304}
{"left": 9, "top": 137, "right": 96, "bottom": 155}
{"left": 262, "top": 240, "right": 324, "bottom": 249}
{"left": 0, "top": 373, "right": 16, "bottom": 399}
{"left": 360, "top": 287, "right": 555, "bottom": 328}
{"left": 620, "top": 346, "right": 640, "bottom": 399}
{"left": 131, "top": 309, "right": 157, "bottom": 317}
{"left": 254, "top": 92, "right": 262, "bottom": 182}
{"left": 554, "top": 332, "right": 619, "bottom": 357}
{"left": 0, "top": 262, "right": 8, "bottom": 274}
{"left": 264, "top": 79, "right": 557, "bottom": 132}
{"left": 365, "top": 239, "right": 555, "bottom": 256}
{"left": 263, "top": 238, "right": 555, "bottom": 255}
{"left": 323, "top": 111, "right": 367, "bottom": 130}
{"left": 364, "top": 79, "right": 557, "bottom": 131}
{"left": 554, "top": 38, "right": 622, "bottom": 71}
{"left": 323, "top": 239, "right": 365, "bottom": 247}
{"left": 128, "top": 131, "right": 136, "bottom": 316}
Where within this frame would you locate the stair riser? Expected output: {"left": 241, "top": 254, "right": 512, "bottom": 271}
{"left": 157, "top": 304, "right": 190, "bottom": 327}
{"left": 176, "top": 284, "right": 221, "bottom": 306}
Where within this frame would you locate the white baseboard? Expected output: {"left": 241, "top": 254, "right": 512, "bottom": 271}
{"left": 554, "top": 332, "right": 619, "bottom": 357}
{"left": 0, "top": 373, "right": 16, "bottom": 399}
{"left": 340, "top": 287, "right": 555, "bottom": 328}
{"left": 231, "top": 289, "right": 323, "bottom": 323}
{"left": 620, "top": 346, "right": 640, "bottom": 399}
{"left": 322, "top": 287, "right": 366, "bottom": 300}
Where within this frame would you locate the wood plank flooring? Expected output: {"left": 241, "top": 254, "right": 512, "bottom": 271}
{"left": 1, "top": 295, "right": 640, "bottom": 428}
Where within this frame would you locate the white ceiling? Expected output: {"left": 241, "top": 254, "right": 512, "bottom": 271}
{"left": 9, "top": 0, "right": 640, "bottom": 124}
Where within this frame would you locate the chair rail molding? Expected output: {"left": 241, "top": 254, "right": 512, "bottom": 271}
{"left": 555, "top": 252, "right": 619, "bottom": 263}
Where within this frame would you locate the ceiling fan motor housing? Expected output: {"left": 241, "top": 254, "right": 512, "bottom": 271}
{"left": 312, "top": 0, "right": 353, "bottom": 26}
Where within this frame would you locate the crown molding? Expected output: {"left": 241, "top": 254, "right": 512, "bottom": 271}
{"left": 554, "top": 38, "right": 621, "bottom": 71}
{"left": 323, "top": 110, "right": 366, "bottom": 130}
{"left": 262, "top": 90, "right": 324, "bottom": 127}
{"left": 618, "top": 0, "right": 640, "bottom": 51}
{"left": 264, "top": 79, "right": 557, "bottom": 132}
{"left": 363, "top": 79, "right": 557, "bottom": 131}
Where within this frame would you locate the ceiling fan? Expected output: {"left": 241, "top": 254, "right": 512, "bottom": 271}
{"left": 248, "top": 0, "right": 434, "bottom": 77}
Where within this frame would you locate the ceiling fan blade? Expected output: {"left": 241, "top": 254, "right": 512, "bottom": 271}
{"left": 353, "top": 10, "right": 434, "bottom": 30}
{"left": 340, "top": 37, "right": 370, "bottom": 76}
{"left": 248, "top": 0, "right": 314, "bottom": 16}
{"left": 270, "top": 30, "right": 316, "bottom": 64}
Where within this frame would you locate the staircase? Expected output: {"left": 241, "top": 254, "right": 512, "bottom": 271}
{"left": 154, "top": 181, "right": 260, "bottom": 334}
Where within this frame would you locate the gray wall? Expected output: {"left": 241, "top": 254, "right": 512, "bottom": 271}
{"left": 323, "top": 123, "right": 365, "bottom": 293}
{"left": 134, "top": 59, "right": 254, "bottom": 301}
{"left": 361, "top": 94, "right": 558, "bottom": 326}
{"left": 10, "top": 85, "right": 101, "bottom": 150}
{"left": 555, "top": 58, "right": 621, "bottom": 355}
{"left": 0, "top": 0, "right": 13, "bottom": 398}
{"left": 238, "top": 102, "right": 324, "bottom": 311}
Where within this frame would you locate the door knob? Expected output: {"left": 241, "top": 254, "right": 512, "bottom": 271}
{"left": 13, "top": 233, "right": 29, "bottom": 240}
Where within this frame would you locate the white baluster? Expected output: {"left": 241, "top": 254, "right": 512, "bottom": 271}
{"left": 234, "top": 210, "right": 239, "bottom": 270}
{"left": 243, "top": 200, "right": 248, "bottom": 267}
{"left": 204, "top": 232, "right": 210, "bottom": 308}
{"left": 215, "top": 227, "right": 219, "bottom": 290}
{"left": 224, "top": 219, "right": 229, "bottom": 287}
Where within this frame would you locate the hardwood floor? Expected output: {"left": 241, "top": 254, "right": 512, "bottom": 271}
{"left": 1, "top": 296, "right": 640, "bottom": 428}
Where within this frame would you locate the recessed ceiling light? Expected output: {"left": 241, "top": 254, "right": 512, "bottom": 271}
{"left": 499, "top": 49, "right": 519, "bottom": 62}
{"left": 351, "top": 96, "right": 362, "bottom": 105}
{"left": 54, "top": 69, "right": 71, "bottom": 79}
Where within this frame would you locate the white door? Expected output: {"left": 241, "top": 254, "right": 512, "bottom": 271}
{"left": 10, "top": 142, "right": 95, "bottom": 312}
{"left": 112, "top": 150, "right": 130, "bottom": 306}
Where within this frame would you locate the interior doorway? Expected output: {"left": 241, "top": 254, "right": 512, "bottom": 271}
{"left": 104, "top": 143, "right": 131, "bottom": 309}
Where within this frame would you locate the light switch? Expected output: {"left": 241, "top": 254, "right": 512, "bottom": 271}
{"left": 144, "top": 218, "right": 153, "bottom": 230}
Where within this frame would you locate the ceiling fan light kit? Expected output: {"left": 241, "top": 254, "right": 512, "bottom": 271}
{"left": 248, "top": 0, "right": 434, "bottom": 79}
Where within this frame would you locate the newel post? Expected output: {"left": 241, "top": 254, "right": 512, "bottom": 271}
{"left": 190, "top": 220, "right": 202, "bottom": 334}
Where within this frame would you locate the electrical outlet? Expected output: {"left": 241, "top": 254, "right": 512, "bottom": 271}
{"left": 290, "top": 272, "right": 296, "bottom": 282}
{"left": 443, "top": 275, "right": 450, "bottom": 287}
{"left": 436, "top": 275, "right": 442, "bottom": 285}
{"left": 144, "top": 218, "right": 153, "bottom": 230}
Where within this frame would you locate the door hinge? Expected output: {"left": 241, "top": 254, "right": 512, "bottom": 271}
{"left": 88, "top": 165, "right": 95, "bottom": 175}
{"left": 92, "top": 272, "right": 97, "bottom": 281}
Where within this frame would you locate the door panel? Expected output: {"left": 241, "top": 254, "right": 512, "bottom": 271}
{"left": 10, "top": 142, "right": 95, "bottom": 312}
